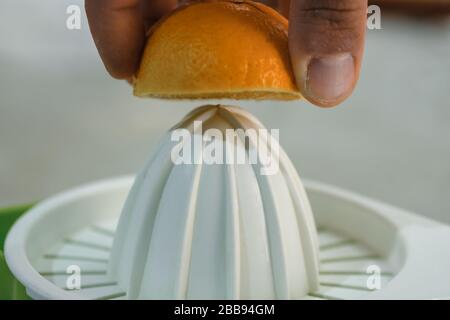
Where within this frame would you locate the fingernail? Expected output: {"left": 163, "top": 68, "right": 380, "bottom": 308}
{"left": 305, "top": 53, "right": 355, "bottom": 103}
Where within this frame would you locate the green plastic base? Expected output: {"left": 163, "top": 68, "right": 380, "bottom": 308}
{"left": 0, "top": 204, "right": 34, "bottom": 300}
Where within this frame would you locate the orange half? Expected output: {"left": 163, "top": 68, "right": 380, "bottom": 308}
{"left": 133, "top": 0, "right": 301, "bottom": 100}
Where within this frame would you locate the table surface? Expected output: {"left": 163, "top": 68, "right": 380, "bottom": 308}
{"left": 1, "top": 0, "right": 450, "bottom": 224}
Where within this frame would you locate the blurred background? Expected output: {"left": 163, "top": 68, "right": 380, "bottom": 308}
{"left": 1, "top": 0, "right": 449, "bottom": 224}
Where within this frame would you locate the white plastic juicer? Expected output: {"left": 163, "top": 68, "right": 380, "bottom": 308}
{"left": 5, "top": 105, "right": 450, "bottom": 300}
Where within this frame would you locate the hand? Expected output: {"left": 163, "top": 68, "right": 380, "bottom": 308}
{"left": 85, "top": 0, "right": 368, "bottom": 107}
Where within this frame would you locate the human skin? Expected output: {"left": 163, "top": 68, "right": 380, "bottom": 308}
{"left": 85, "top": 0, "right": 368, "bottom": 107}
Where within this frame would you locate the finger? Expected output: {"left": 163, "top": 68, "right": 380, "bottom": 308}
{"left": 288, "top": 0, "right": 368, "bottom": 107}
{"left": 85, "top": 0, "right": 144, "bottom": 79}
{"left": 85, "top": 0, "right": 177, "bottom": 79}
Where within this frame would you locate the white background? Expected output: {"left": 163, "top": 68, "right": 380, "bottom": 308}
{"left": 1, "top": 0, "right": 449, "bottom": 223}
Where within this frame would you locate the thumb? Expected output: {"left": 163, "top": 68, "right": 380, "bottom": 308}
{"left": 288, "top": 0, "right": 368, "bottom": 107}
